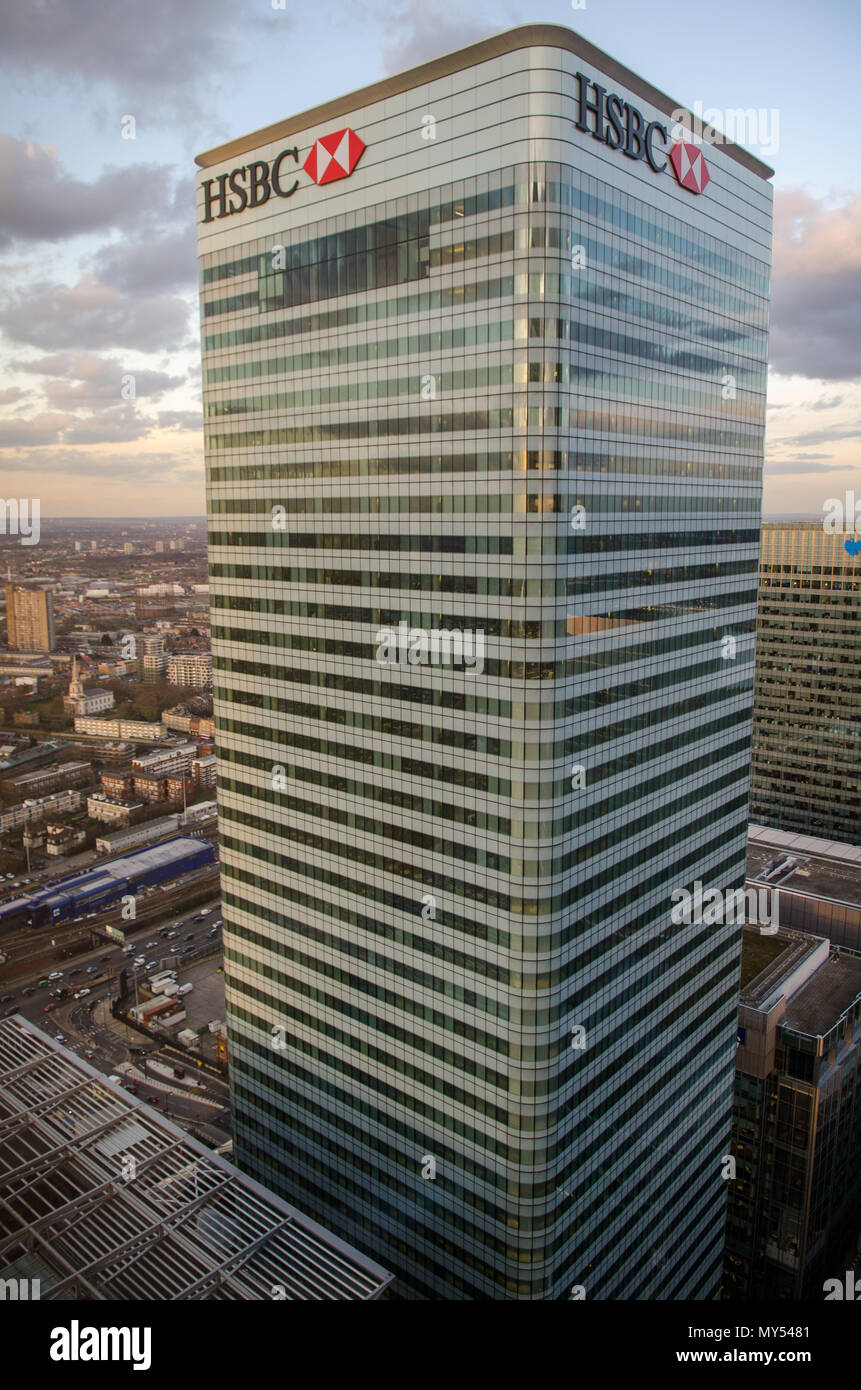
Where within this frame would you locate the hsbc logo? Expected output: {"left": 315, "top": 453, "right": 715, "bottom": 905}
{"left": 669, "top": 139, "right": 710, "bottom": 194}
{"left": 201, "top": 127, "right": 366, "bottom": 222}
{"left": 303, "top": 128, "right": 366, "bottom": 184}
{"left": 574, "top": 73, "right": 710, "bottom": 195}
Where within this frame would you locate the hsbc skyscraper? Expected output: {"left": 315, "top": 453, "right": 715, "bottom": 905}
{"left": 197, "top": 25, "right": 772, "bottom": 1299}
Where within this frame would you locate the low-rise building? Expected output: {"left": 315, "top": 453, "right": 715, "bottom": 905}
{"left": 74, "top": 717, "right": 166, "bottom": 741}
{"left": 8, "top": 761, "right": 93, "bottom": 798}
{"left": 0, "top": 789, "right": 82, "bottom": 834}
{"left": 86, "top": 792, "right": 144, "bottom": 825}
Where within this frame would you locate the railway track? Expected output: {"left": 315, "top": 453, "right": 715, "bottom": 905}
{"left": 0, "top": 864, "right": 222, "bottom": 978}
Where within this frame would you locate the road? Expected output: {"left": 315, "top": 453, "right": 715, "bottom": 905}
{"left": 0, "top": 896, "right": 232, "bottom": 1141}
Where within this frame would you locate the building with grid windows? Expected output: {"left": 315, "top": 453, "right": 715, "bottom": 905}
{"left": 724, "top": 928, "right": 861, "bottom": 1300}
{"left": 751, "top": 525, "right": 861, "bottom": 846}
{"left": 196, "top": 25, "right": 773, "bottom": 1298}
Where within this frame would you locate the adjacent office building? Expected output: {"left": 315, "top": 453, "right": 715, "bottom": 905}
{"left": 751, "top": 526, "right": 861, "bottom": 846}
{"left": 197, "top": 25, "right": 773, "bottom": 1297}
{"left": 5, "top": 583, "right": 54, "bottom": 652}
{"left": 725, "top": 928, "right": 861, "bottom": 1300}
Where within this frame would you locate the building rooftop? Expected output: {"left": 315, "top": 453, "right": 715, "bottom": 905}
{"left": 740, "top": 929, "right": 824, "bottom": 1010}
{"left": 195, "top": 23, "right": 774, "bottom": 180}
{"left": 782, "top": 955, "right": 861, "bottom": 1037}
{"left": 748, "top": 824, "right": 861, "bottom": 909}
{"left": 0, "top": 1017, "right": 393, "bottom": 1300}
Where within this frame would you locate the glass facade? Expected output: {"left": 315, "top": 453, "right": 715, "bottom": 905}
{"left": 752, "top": 525, "right": 861, "bottom": 844}
{"left": 199, "top": 38, "right": 773, "bottom": 1299}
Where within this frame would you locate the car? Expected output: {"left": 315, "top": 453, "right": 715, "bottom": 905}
{"left": 182, "top": 946, "right": 194, "bottom": 955}
{"left": 0, "top": 993, "right": 15, "bottom": 1003}
{"left": 5, "top": 873, "right": 14, "bottom": 880}
{"left": 43, "top": 1003, "right": 56, "bottom": 1013}
{"left": 2, "top": 1007, "right": 17, "bottom": 1018}
{"left": 207, "top": 927, "right": 217, "bottom": 937}
{"left": 21, "top": 986, "right": 35, "bottom": 997}
{"left": 48, "top": 971, "right": 63, "bottom": 981}
{"left": 146, "top": 959, "right": 157, "bottom": 969}
{"left": 212, "top": 919, "right": 222, "bottom": 928}
{"left": 193, "top": 914, "right": 205, "bottom": 922}
{"left": 166, "top": 930, "right": 177, "bottom": 938}
{"left": 37, "top": 978, "right": 49, "bottom": 988}
{"left": 134, "top": 957, "right": 145, "bottom": 966}
{"left": 73, "top": 989, "right": 91, "bottom": 1000}
{"left": 86, "top": 966, "right": 99, "bottom": 975}
{"left": 216, "top": 966, "right": 223, "bottom": 974}
{"left": 100, "top": 954, "right": 111, "bottom": 962}
{"left": 85, "top": 1050, "right": 95, "bottom": 1059}
{"left": 69, "top": 967, "right": 83, "bottom": 976}
{"left": 144, "top": 940, "right": 157, "bottom": 949}
{"left": 86, "top": 1002, "right": 96, "bottom": 1012}
{"left": 184, "top": 933, "right": 194, "bottom": 941}
{"left": 86, "top": 913, "right": 96, "bottom": 919}
{"left": 200, "top": 909, "right": 211, "bottom": 917}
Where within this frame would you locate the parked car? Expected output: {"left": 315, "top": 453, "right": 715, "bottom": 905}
{"left": 134, "top": 957, "right": 145, "bottom": 966}
{"left": 144, "top": 940, "right": 157, "bottom": 949}
{"left": 43, "top": 1003, "right": 56, "bottom": 1013}
{"left": 73, "top": 989, "right": 91, "bottom": 1000}
{"left": 146, "top": 960, "right": 157, "bottom": 969}
{"left": 166, "top": 930, "right": 177, "bottom": 938}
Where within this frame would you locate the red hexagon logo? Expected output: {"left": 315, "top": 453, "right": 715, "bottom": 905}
{"left": 669, "top": 140, "right": 710, "bottom": 195}
{"left": 303, "top": 129, "right": 366, "bottom": 185}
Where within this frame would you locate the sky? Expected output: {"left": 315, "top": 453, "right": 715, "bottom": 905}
{"left": 0, "top": 0, "right": 858, "bottom": 518}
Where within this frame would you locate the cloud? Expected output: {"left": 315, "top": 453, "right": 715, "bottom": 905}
{"left": 11, "top": 352, "right": 184, "bottom": 409}
{"left": 0, "top": 0, "right": 250, "bottom": 121}
{"left": 770, "top": 191, "right": 861, "bottom": 381}
{"left": 0, "top": 133, "right": 185, "bottom": 249}
{"left": 380, "top": 0, "right": 499, "bottom": 75}
{"left": 764, "top": 458, "right": 846, "bottom": 475}
{"left": 90, "top": 223, "right": 198, "bottom": 297}
{"left": 156, "top": 410, "right": 203, "bottom": 432}
{"left": 0, "top": 446, "right": 199, "bottom": 483}
{"left": 0, "top": 273, "right": 190, "bottom": 352}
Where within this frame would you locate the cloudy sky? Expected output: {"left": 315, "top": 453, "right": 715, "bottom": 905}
{"left": 0, "top": 0, "right": 858, "bottom": 517}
